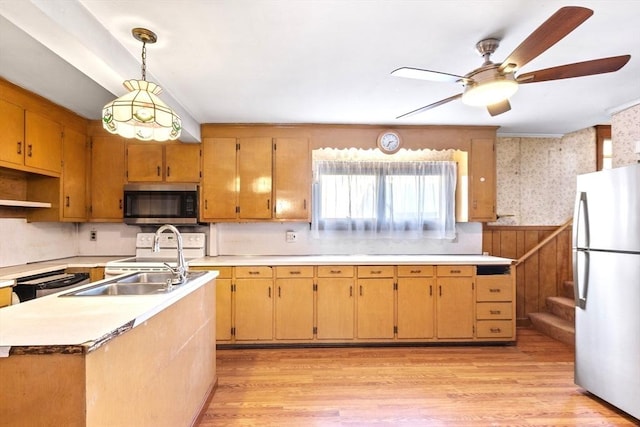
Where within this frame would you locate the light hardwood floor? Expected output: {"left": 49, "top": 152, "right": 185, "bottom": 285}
{"left": 197, "top": 328, "right": 638, "bottom": 426}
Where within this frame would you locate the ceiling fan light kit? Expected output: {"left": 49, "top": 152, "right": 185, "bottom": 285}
{"left": 102, "top": 27, "right": 182, "bottom": 142}
{"left": 392, "top": 6, "right": 631, "bottom": 119}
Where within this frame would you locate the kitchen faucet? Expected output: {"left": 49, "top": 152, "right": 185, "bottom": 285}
{"left": 153, "top": 224, "right": 188, "bottom": 284}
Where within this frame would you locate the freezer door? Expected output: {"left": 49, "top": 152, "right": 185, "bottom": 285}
{"left": 574, "top": 164, "right": 640, "bottom": 253}
{"left": 574, "top": 250, "right": 640, "bottom": 419}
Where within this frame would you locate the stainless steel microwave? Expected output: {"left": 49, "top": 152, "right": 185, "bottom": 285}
{"left": 123, "top": 183, "right": 199, "bottom": 225}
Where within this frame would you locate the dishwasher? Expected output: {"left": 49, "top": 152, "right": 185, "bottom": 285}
{"left": 13, "top": 270, "right": 91, "bottom": 303}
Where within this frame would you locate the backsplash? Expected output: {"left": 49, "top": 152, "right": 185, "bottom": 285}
{"left": 0, "top": 219, "right": 77, "bottom": 267}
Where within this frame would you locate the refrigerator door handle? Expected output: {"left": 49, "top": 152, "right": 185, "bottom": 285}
{"left": 573, "top": 191, "right": 590, "bottom": 249}
{"left": 573, "top": 249, "right": 589, "bottom": 309}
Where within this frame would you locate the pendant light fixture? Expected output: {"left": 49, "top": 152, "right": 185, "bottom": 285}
{"left": 102, "top": 28, "right": 182, "bottom": 141}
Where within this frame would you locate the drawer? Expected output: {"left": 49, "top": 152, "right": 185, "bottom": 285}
{"left": 476, "top": 302, "right": 512, "bottom": 320}
{"left": 235, "top": 266, "right": 273, "bottom": 278}
{"left": 476, "top": 320, "right": 513, "bottom": 339}
{"left": 476, "top": 276, "right": 513, "bottom": 301}
{"left": 397, "top": 265, "right": 434, "bottom": 277}
{"left": 317, "top": 265, "right": 354, "bottom": 278}
{"left": 275, "top": 266, "right": 314, "bottom": 278}
{"left": 436, "top": 265, "right": 474, "bottom": 277}
{"left": 189, "top": 266, "right": 233, "bottom": 278}
{"left": 357, "top": 265, "right": 394, "bottom": 278}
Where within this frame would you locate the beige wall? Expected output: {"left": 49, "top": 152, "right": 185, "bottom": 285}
{"left": 612, "top": 103, "right": 640, "bottom": 167}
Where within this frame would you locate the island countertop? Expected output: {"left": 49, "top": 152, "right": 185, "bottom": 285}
{"left": 0, "top": 271, "right": 217, "bottom": 354}
{"left": 189, "top": 254, "right": 514, "bottom": 267}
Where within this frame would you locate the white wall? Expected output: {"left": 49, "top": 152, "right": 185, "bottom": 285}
{"left": 0, "top": 219, "right": 77, "bottom": 267}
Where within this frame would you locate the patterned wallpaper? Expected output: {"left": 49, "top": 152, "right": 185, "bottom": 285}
{"left": 494, "top": 101, "right": 639, "bottom": 226}
{"left": 612, "top": 103, "right": 640, "bottom": 167}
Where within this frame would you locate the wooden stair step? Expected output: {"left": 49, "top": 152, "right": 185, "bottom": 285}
{"left": 546, "top": 296, "right": 575, "bottom": 323}
{"left": 561, "top": 280, "right": 575, "bottom": 299}
{"left": 528, "top": 312, "right": 575, "bottom": 347}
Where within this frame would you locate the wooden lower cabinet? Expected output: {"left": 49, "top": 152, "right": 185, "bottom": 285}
{"left": 212, "top": 263, "right": 515, "bottom": 346}
{"left": 275, "top": 266, "right": 314, "bottom": 340}
{"left": 397, "top": 266, "right": 435, "bottom": 339}
{"left": 234, "top": 266, "right": 273, "bottom": 341}
{"left": 316, "top": 266, "right": 355, "bottom": 340}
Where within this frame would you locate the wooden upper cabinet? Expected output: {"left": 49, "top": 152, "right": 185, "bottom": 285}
{"left": 61, "top": 128, "right": 88, "bottom": 221}
{"left": 126, "top": 142, "right": 200, "bottom": 182}
{"left": 238, "top": 137, "right": 272, "bottom": 219}
{"left": 201, "top": 137, "right": 238, "bottom": 221}
{"left": 24, "top": 111, "right": 63, "bottom": 174}
{"left": 0, "top": 101, "right": 62, "bottom": 176}
{"left": 0, "top": 99, "right": 25, "bottom": 167}
{"left": 91, "top": 135, "right": 126, "bottom": 221}
{"left": 469, "top": 138, "right": 496, "bottom": 222}
{"left": 273, "top": 138, "right": 310, "bottom": 220}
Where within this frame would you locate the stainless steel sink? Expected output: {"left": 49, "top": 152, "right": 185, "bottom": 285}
{"left": 61, "top": 271, "right": 207, "bottom": 297}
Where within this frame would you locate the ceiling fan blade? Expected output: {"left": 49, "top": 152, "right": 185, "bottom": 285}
{"left": 487, "top": 99, "right": 511, "bottom": 117}
{"left": 499, "top": 6, "right": 593, "bottom": 73}
{"left": 396, "top": 93, "right": 463, "bottom": 119}
{"left": 391, "top": 67, "right": 466, "bottom": 84}
{"left": 517, "top": 55, "right": 631, "bottom": 83}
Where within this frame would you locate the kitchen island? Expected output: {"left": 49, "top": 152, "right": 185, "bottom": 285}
{"left": 0, "top": 271, "right": 218, "bottom": 427}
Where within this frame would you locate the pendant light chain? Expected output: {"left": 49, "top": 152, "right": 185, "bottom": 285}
{"left": 141, "top": 41, "right": 147, "bottom": 81}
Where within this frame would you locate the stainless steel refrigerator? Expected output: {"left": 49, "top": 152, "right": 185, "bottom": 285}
{"left": 573, "top": 163, "right": 640, "bottom": 419}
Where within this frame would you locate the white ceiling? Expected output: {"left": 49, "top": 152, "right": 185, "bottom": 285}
{"left": 1, "top": 0, "right": 639, "bottom": 142}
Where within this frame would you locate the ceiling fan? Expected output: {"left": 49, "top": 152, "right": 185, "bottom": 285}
{"left": 392, "top": 6, "right": 631, "bottom": 118}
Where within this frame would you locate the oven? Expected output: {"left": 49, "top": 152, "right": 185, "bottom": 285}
{"left": 13, "top": 270, "right": 91, "bottom": 303}
{"left": 105, "top": 232, "right": 206, "bottom": 278}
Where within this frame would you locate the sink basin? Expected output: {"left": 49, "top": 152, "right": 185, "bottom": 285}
{"left": 61, "top": 271, "right": 207, "bottom": 297}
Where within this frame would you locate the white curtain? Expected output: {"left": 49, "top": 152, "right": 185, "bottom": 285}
{"left": 312, "top": 160, "right": 457, "bottom": 239}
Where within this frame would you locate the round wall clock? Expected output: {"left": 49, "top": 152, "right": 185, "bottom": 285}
{"left": 376, "top": 130, "right": 402, "bottom": 154}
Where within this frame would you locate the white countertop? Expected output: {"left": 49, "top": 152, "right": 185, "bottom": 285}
{"left": 0, "top": 256, "right": 130, "bottom": 281}
{"left": 0, "top": 271, "right": 217, "bottom": 353}
{"left": 189, "top": 254, "right": 514, "bottom": 266}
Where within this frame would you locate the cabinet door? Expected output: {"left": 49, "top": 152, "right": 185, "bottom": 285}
{"left": 62, "top": 128, "right": 88, "bottom": 221}
{"left": 216, "top": 276, "right": 233, "bottom": 341}
{"left": 238, "top": 137, "right": 272, "bottom": 219}
{"left": 234, "top": 278, "right": 273, "bottom": 341}
{"left": 397, "top": 277, "right": 435, "bottom": 339}
{"left": 90, "top": 135, "right": 126, "bottom": 220}
{"left": 165, "top": 144, "right": 200, "bottom": 182}
{"left": 201, "top": 137, "right": 238, "bottom": 220}
{"left": 436, "top": 277, "right": 474, "bottom": 339}
{"left": 0, "top": 99, "right": 25, "bottom": 166}
{"left": 24, "top": 111, "right": 62, "bottom": 174}
{"left": 316, "top": 278, "right": 355, "bottom": 340}
{"left": 469, "top": 138, "right": 496, "bottom": 222}
{"left": 275, "top": 277, "right": 314, "bottom": 340}
{"left": 356, "top": 278, "right": 395, "bottom": 339}
{"left": 126, "top": 143, "right": 163, "bottom": 182}
{"left": 274, "top": 138, "right": 310, "bottom": 220}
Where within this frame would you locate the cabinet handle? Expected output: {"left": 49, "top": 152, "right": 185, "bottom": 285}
{"left": 167, "top": 166, "right": 171, "bottom": 177}
{"left": 303, "top": 199, "right": 307, "bottom": 210}
{"left": 410, "top": 269, "right": 421, "bottom": 274}
{"left": 248, "top": 271, "right": 260, "bottom": 275}
{"left": 27, "top": 144, "right": 33, "bottom": 157}
{"left": 489, "top": 288, "right": 501, "bottom": 293}
{"left": 157, "top": 166, "right": 161, "bottom": 176}
{"left": 278, "top": 286, "right": 281, "bottom": 298}
{"left": 439, "top": 285, "right": 442, "bottom": 297}
{"left": 17, "top": 141, "right": 22, "bottom": 154}
{"left": 65, "top": 196, "right": 70, "bottom": 207}
{"left": 370, "top": 270, "right": 382, "bottom": 275}
{"left": 490, "top": 327, "right": 502, "bottom": 333}
{"left": 359, "top": 285, "right": 363, "bottom": 296}
{"left": 450, "top": 269, "right": 461, "bottom": 274}
{"left": 268, "top": 287, "right": 271, "bottom": 298}
{"left": 119, "top": 199, "right": 123, "bottom": 210}
{"left": 289, "top": 270, "right": 301, "bottom": 275}
{"left": 267, "top": 199, "right": 270, "bottom": 210}
{"left": 330, "top": 270, "right": 342, "bottom": 274}
{"left": 349, "top": 286, "right": 352, "bottom": 297}
{"left": 489, "top": 310, "right": 501, "bottom": 315}
{"left": 205, "top": 200, "right": 208, "bottom": 209}
{"left": 429, "top": 285, "right": 432, "bottom": 296}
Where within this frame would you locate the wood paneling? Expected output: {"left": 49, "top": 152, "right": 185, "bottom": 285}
{"left": 483, "top": 225, "right": 573, "bottom": 325}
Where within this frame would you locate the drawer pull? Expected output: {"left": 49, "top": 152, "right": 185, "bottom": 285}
{"left": 248, "top": 271, "right": 260, "bottom": 275}
{"left": 489, "top": 288, "right": 501, "bottom": 293}
{"left": 289, "top": 270, "right": 301, "bottom": 275}
{"left": 330, "top": 270, "right": 342, "bottom": 274}
{"left": 450, "top": 269, "right": 461, "bottom": 274}
{"left": 410, "top": 269, "right": 422, "bottom": 274}
{"left": 489, "top": 310, "right": 502, "bottom": 315}
{"left": 370, "top": 270, "right": 382, "bottom": 274}
{"left": 490, "top": 327, "right": 502, "bottom": 333}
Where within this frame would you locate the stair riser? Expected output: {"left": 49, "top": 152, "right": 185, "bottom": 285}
{"left": 547, "top": 299, "right": 575, "bottom": 323}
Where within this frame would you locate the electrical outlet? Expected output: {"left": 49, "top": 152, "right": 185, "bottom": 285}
{"left": 89, "top": 230, "right": 97, "bottom": 241}
{"left": 285, "top": 231, "right": 297, "bottom": 243}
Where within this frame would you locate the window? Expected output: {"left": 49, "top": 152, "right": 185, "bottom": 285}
{"left": 312, "top": 159, "right": 457, "bottom": 239}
